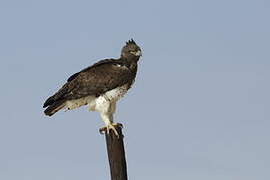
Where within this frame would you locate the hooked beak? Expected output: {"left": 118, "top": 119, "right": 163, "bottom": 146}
{"left": 133, "top": 50, "right": 142, "bottom": 57}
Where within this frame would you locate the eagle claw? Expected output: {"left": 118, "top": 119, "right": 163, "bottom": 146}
{"left": 99, "top": 123, "right": 123, "bottom": 138}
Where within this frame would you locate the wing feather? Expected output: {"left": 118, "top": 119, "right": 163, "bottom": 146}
{"left": 67, "top": 59, "right": 121, "bottom": 82}
{"left": 43, "top": 59, "right": 135, "bottom": 108}
{"left": 65, "top": 61, "right": 133, "bottom": 99}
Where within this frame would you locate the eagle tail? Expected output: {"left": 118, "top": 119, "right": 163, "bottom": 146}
{"left": 44, "top": 100, "right": 66, "bottom": 116}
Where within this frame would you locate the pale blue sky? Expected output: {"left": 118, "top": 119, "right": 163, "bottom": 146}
{"left": 0, "top": 0, "right": 270, "bottom": 179}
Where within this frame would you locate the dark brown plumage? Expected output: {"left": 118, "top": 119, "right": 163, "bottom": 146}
{"left": 43, "top": 39, "right": 141, "bottom": 117}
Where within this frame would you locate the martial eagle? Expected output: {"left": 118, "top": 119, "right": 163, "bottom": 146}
{"left": 43, "top": 39, "right": 142, "bottom": 136}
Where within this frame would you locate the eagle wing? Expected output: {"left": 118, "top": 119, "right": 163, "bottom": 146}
{"left": 67, "top": 58, "right": 119, "bottom": 82}
{"left": 43, "top": 59, "right": 134, "bottom": 109}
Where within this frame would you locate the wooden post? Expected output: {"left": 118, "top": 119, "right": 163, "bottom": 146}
{"left": 104, "top": 125, "right": 128, "bottom": 180}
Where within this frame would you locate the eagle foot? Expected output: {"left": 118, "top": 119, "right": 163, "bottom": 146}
{"left": 99, "top": 123, "right": 123, "bottom": 138}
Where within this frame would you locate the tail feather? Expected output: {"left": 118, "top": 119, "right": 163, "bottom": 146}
{"left": 43, "top": 96, "right": 56, "bottom": 108}
{"left": 44, "top": 100, "right": 66, "bottom": 116}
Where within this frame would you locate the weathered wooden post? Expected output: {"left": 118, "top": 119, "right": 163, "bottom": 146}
{"left": 102, "top": 124, "right": 128, "bottom": 180}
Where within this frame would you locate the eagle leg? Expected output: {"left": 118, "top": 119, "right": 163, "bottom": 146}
{"left": 99, "top": 123, "right": 123, "bottom": 138}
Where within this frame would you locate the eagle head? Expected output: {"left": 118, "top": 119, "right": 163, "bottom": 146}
{"left": 121, "top": 39, "right": 142, "bottom": 60}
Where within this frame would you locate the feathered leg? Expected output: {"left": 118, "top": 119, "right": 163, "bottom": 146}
{"left": 98, "top": 101, "right": 122, "bottom": 137}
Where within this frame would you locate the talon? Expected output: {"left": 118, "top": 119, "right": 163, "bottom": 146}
{"left": 110, "top": 124, "right": 119, "bottom": 138}
{"left": 99, "top": 123, "right": 123, "bottom": 138}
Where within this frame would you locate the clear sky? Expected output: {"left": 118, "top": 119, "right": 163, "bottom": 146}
{"left": 0, "top": 0, "right": 269, "bottom": 179}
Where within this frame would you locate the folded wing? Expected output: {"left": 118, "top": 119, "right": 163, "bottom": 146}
{"left": 43, "top": 59, "right": 134, "bottom": 116}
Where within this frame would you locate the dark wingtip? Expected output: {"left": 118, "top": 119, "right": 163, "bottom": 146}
{"left": 43, "top": 102, "right": 49, "bottom": 108}
{"left": 43, "top": 99, "right": 65, "bottom": 116}
{"left": 43, "top": 96, "right": 54, "bottom": 108}
{"left": 44, "top": 109, "right": 53, "bottom": 116}
{"left": 44, "top": 105, "right": 57, "bottom": 116}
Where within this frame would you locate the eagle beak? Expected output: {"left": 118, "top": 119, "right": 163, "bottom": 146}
{"left": 134, "top": 50, "right": 142, "bottom": 57}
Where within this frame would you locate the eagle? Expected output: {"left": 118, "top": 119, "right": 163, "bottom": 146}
{"left": 43, "top": 39, "right": 142, "bottom": 136}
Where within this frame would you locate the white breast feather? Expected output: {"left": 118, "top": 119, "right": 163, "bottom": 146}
{"left": 65, "top": 84, "right": 129, "bottom": 113}
{"left": 94, "top": 84, "right": 129, "bottom": 112}
{"left": 104, "top": 84, "right": 129, "bottom": 102}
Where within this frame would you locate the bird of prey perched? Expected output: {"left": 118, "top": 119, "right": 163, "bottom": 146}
{"left": 43, "top": 39, "right": 142, "bottom": 136}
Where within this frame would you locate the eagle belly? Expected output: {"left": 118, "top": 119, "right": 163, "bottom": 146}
{"left": 104, "top": 83, "right": 129, "bottom": 102}
{"left": 94, "top": 83, "right": 129, "bottom": 113}
{"left": 64, "top": 84, "right": 129, "bottom": 113}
